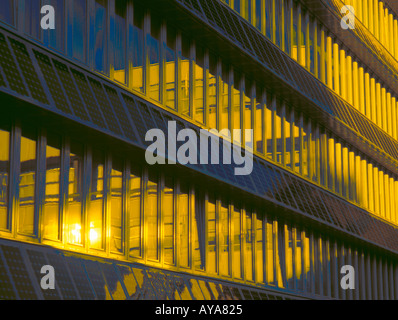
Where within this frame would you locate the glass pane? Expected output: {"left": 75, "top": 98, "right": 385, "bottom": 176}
{"left": 255, "top": 213, "right": 264, "bottom": 283}
{"left": 113, "top": 0, "right": 127, "bottom": 83}
{"left": 179, "top": 182, "right": 189, "bottom": 268}
{"left": 180, "top": 34, "right": 190, "bottom": 117}
{"left": 131, "top": 4, "right": 144, "bottom": 93}
{"left": 232, "top": 72, "right": 241, "bottom": 143}
{"left": 255, "top": 0, "right": 262, "bottom": 31}
{"left": 265, "top": 94, "right": 273, "bottom": 159}
{"left": 163, "top": 176, "right": 174, "bottom": 264}
{"left": 90, "top": 0, "right": 107, "bottom": 73}
{"left": 207, "top": 195, "right": 216, "bottom": 274}
{"left": 43, "top": 136, "right": 61, "bottom": 240}
{"left": 147, "top": 172, "right": 158, "bottom": 260}
{"left": 266, "top": 220, "right": 274, "bottom": 284}
{"left": 88, "top": 150, "right": 105, "bottom": 249}
{"left": 148, "top": 14, "right": 161, "bottom": 101}
{"left": 208, "top": 55, "right": 217, "bottom": 129}
{"left": 129, "top": 165, "right": 141, "bottom": 257}
{"left": 219, "top": 201, "right": 229, "bottom": 276}
{"left": 69, "top": 0, "right": 86, "bottom": 62}
{"left": 24, "top": 0, "right": 41, "bottom": 39}
{"left": 165, "top": 26, "right": 176, "bottom": 110}
{"left": 110, "top": 160, "right": 123, "bottom": 253}
{"left": 245, "top": 210, "right": 253, "bottom": 281}
{"left": 194, "top": 190, "right": 205, "bottom": 270}
{"left": 255, "top": 90, "right": 264, "bottom": 154}
{"left": 44, "top": 0, "right": 65, "bottom": 51}
{"left": 0, "top": 128, "right": 10, "bottom": 230}
{"left": 265, "top": 0, "right": 272, "bottom": 39}
{"left": 244, "top": 84, "right": 252, "bottom": 149}
{"left": 18, "top": 134, "right": 37, "bottom": 235}
{"left": 233, "top": 204, "right": 241, "bottom": 278}
{"left": 194, "top": 46, "right": 205, "bottom": 124}
{"left": 0, "top": 0, "right": 14, "bottom": 26}
{"left": 68, "top": 143, "right": 83, "bottom": 244}
{"left": 220, "top": 63, "right": 229, "bottom": 132}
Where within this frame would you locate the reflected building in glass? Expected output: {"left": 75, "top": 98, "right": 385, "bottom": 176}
{"left": 0, "top": 0, "right": 398, "bottom": 300}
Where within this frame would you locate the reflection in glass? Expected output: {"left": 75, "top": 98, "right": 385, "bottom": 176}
{"left": 131, "top": 4, "right": 144, "bottom": 92}
{"left": 207, "top": 196, "right": 216, "bottom": 274}
{"left": 44, "top": 0, "right": 65, "bottom": 51}
{"left": 110, "top": 160, "right": 123, "bottom": 253}
{"left": 208, "top": 55, "right": 217, "bottom": 129}
{"left": 69, "top": 0, "right": 86, "bottom": 62}
{"left": 18, "top": 134, "right": 36, "bottom": 235}
{"left": 0, "top": 129, "right": 10, "bottom": 230}
{"left": 180, "top": 35, "right": 190, "bottom": 117}
{"left": 165, "top": 26, "right": 176, "bottom": 110}
{"left": 233, "top": 205, "right": 241, "bottom": 278}
{"left": 255, "top": 213, "right": 263, "bottom": 283}
{"left": 129, "top": 166, "right": 141, "bottom": 257}
{"left": 219, "top": 201, "right": 229, "bottom": 276}
{"left": 88, "top": 150, "right": 105, "bottom": 249}
{"left": 179, "top": 183, "right": 189, "bottom": 268}
{"left": 24, "top": 0, "right": 41, "bottom": 40}
{"left": 91, "top": 0, "right": 107, "bottom": 73}
{"left": 163, "top": 177, "right": 174, "bottom": 264}
{"left": 68, "top": 143, "right": 83, "bottom": 244}
{"left": 220, "top": 63, "right": 229, "bottom": 132}
{"left": 113, "top": 0, "right": 127, "bottom": 83}
{"left": 245, "top": 210, "right": 253, "bottom": 281}
{"left": 43, "top": 137, "right": 61, "bottom": 240}
{"left": 147, "top": 172, "right": 158, "bottom": 260}
{"left": 0, "top": 0, "right": 14, "bottom": 26}
{"left": 194, "top": 46, "right": 205, "bottom": 124}
{"left": 148, "top": 15, "right": 161, "bottom": 101}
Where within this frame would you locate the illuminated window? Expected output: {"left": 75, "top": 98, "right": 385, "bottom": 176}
{"left": 208, "top": 54, "right": 217, "bottom": 129}
{"left": 163, "top": 176, "right": 174, "bottom": 265}
{"left": 194, "top": 45, "right": 205, "bottom": 124}
{"left": 232, "top": 71, "right": 241, "bottom": 143}
{"left": 68, "top": 142, "right": 83, "bottom": 245}
{"left": 0, "top": 0, "right": 15, "bottom": 26}
{"left": 254, "top": 88, "right": 264, "bottom": 154}
{"left": 18, "top": 131, "right": 37, "bottom": 235}
{"left": 90, "top": 0, "right": 108, "bottom": 73}
{"left": 219, "top": 200, "right": 229, "bottom": 276}
{"left": 68, "top": 0, "right": 86, "bottom": 62}
{"left": 179, "top": 182, "right": 189, "bottom": 268}
{"left": 233, "top": 204, "right": 242, "bottom": 279}
{"left": 244, "top": 80, "right": 252, "bottom": 150}
{"left": 130, "top": 4, "right": 144, "bottom": 93}
{"left": 113, "top": 0, "right": 127, "bottom": 84}
{"left": 43, "top": 135, "right": 61, "bottom": 241}
{"left": 207, "top": 195, "right": 216, "bottom": 274}
{"left": 146, "top": 171, "right": 158, "bottom": 260}
{"left": 245, "top": 210, "right": 253, "bottom": 281}
{"left": 193, "top": 189, "right": 205, "bottom": 270}
{"left": 148, "top": 14, "right": 161, "bottom": 102}
{"left": 129, "top": 165, "right": 141, "bottom": 257}
{"left": 255, "top": 212, "right": 264, "bottom": 283}
{"left": 0, "top": 127, "right": 10, "bottom": 230}
{"left": 180, "top": 34, "right": 191, "bottom": 117}
{"left": 220, "top": 63, "right": 229, "bottom": 132}
{"left": 110, "top": 159, "right": 123, "bottom": 253}
{"left": 24, "top": 0, "right": 41, "bottom": 40}
{"left": 88, "top": 150, "right": 105, "bottom": 249}
{"left": 165, "top": 26, "right": 176, "bottom": 110}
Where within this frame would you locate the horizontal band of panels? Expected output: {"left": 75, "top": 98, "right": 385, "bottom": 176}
{"left": 0, "top": 238, "right": 296, "bottom": 300}
{"left": 0, "top": 27, "right": 398, "bottom": 257}
{"left": 169, "top": 0, "right": 398, "bottom": 174}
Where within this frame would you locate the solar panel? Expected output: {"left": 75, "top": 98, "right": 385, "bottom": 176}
{"left": 0, "top": 246, "right": 16, "bottom": 299}
{"left": 208, "top": 282, "right": 226, "bottom": 300}
{"left": 52, "top": 60, "right": 90, "bottom": 122}
{"left": 84, "top": 260, "right": 111, "bottom": 300}
{"left": 100, "top": 263, "right": 127, "bottom": 300}
{"left": 187, "top": 279, "right": 205, "bottom": 300}
{"left": 65, "top": 256, "right": 95, "bottom": 300}
{"left": 33, "top": 50, "right": 72, "bottom": 115}
{"left": 172, "top": 275, "right": 192, "bottom": 300}
{"left": 121, "top": 93, "right": 148, "bottom": 145}
{"left": 116, "top": 264, "right": 141, "bottom": 299}
{"left": 146, "top": 270, "right": 170, "bottom": 300}
{"left": 26, "top": 249, "right": 60, "bottom": 300}
{"left": 46, "top": 252, "right": 79, "bottom": 300}
{"left": 0, "top": 33, "right": 28, "bottom": 96}
{"left": 1, "top": 245, "right": 37, "bottom": 300}
{"left": 131, "top": 267, "right": 157, "bottom": 300}
{"left": 9, "top": 38, "right": 48, "bottom": 104}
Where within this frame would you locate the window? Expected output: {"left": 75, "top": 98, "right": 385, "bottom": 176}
{"left": 113, "top": 0, "right": 127, "bottom": 84}
{"left": 0, "top": 0, "right": 15, "bottom": 26}
{"left": 208, "top": 54, "right": 217, "bottom": 129}
{"left": 163, "top": 176, "right": 174, "bottom": 265}
{"left": 232, "top": 71, "right": 241, "bottom": 143}
{"left": 90, "top": 0, "right": 108, "bottom": 73}
{"left": 265, "top": 0, "right": 272, "bottom": 39}
{"left": 147, "top": 171, "right": 158, "bottom": 260}
{"left": 18, "top": 131, "right": 37, "bottom": 235}
{"left": 194, "top": 189, "right": 205, "bottom": 270}
{"left": 130, "top": 4, "right": 144, "bottom": 93}
{"left": 43, "top": 0, "right": 65, "bottom": 52}
{"left": 165, "top": 26, "right": 176, "bottom": 110}
{"left": 207, "top": 195, "right": 216, "bottom": 274}
{"left": 220, "top": 63, "right": 229, "bottom": 132}
{"left": 68, "top": 142, "right": 83, "bottom": 245}
{"left": 219, "top": 200, "right": 229, "bottom": 276}
{"left": 110, "top": 159, "right": 123, "bottom": 253}
{"left": 245, "top": 210, "right": 253, "bottom": 281}
{"left": 129, "top": 165, "right": 141, "bottom": 257}
{"left": 255, "top": 88, "right": 264, "bottom": 154}
{"left": 180, "top": 34, "right": 191, "bottom": 117}
{"left": 255, "top": 0, "right": 262, "bottom": 32}
{"left": 0, "top": 127, "right": 10, "bottom": 230}
{"left": 68, "top": 0, "right": 87, "bottom": 62}
{"left": 179, "top": 182, "right": 189, "bottom": 268}
{"left": 43, "top": 135, "right": 61, "bottom": 241}
{"left": 88, "top": 150, "right": 105, "bottom": 249}
{"left": 244, "top": 81, "right": 252, "bottom": 149}
{"left": 194, "top": 46, "right": 205, "bottom": 124}
{"left": 24, "top": 0, "right": 41, "bottom": 40}
{"left": 233, "top": 204, "right": 242, "bottom": 279}
{"left": 255, "top": 213, "right": 264, "bottom": 283}
{"left": 148, "top": 14, "right": 161, "bottom": 102}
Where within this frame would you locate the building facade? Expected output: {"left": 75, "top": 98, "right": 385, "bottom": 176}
{"left": 0, "top": 0, "right": 398, "bottom": 300}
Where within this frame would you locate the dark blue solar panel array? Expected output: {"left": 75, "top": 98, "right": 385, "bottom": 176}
{"left": 0, "top": 29, "right": 397, "bottom": 256}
